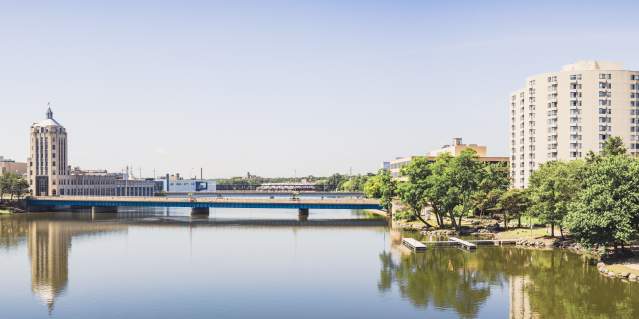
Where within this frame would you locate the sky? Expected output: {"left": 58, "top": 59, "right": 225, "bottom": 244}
{"left": 2, "top": 0, "right": 639, "bottom": 178}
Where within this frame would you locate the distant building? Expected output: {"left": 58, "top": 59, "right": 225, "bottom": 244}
{"left": 380, "top": 161, "right": 391, "bottom": 171}
{"left": 28, "top": 106, "right": 155, "bottom": 196}
{"left": 256, "top": 182, "right": 316, "bottom": 192}
{"left": 163, "top": 175, "right": 217, "bottom": 193}
{"left": 0, "top": 156, "right": 27, "bottom": 176}
{"left": 510, "top": 61, "right": 639, "bottom": 188}
{"left": 388, "top": 138, "right": 509, "bottom": 179}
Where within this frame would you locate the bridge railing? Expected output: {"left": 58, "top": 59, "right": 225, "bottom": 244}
{"left": 28, "top": 196, "right": 380, "bottom": 205}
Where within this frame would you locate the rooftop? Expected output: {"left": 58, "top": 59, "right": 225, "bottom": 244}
{"left": 561, "top": 60, "right": 624, "bottom": 71}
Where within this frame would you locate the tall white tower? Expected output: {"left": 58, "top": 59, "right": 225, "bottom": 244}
{"left": 28, "top": 105, "right": 68, "bottom": 196}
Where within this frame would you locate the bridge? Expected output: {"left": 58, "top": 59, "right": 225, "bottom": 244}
{"left": 26, "top": 196, "right": 383, "bottom": 218}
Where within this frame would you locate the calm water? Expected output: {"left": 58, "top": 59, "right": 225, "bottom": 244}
{"left": 1, "top": 210, "right": 638, "bottom": 319}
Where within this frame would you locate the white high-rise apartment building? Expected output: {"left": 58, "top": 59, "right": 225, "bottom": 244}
{"left": 510, "top": 61, "right": 639, "bottom": 188}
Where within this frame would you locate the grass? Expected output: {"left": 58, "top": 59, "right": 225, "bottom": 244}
{"left": 494, "top": 227, "right": 554, "bottom": 240}
{"left": 605, "top": 262, "right": 639, "bottom": 276}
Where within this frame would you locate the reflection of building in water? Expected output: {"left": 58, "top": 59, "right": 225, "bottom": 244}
{"left": 509, "top": 275, "right": 536, "bottom": 319}
{"left": 27, "top": 221, "right": 125, "bottom": 313}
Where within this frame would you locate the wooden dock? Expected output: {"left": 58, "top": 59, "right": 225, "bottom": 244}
{"left": 402, "top": 238, "right": 427, "bottom": 252}
{"left": 449, "top": 237, "right": 477, "bottom": 250}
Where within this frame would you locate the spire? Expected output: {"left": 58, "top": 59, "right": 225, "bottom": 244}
{"left": 46, "top": 102, "right": 53, "bottom": 119}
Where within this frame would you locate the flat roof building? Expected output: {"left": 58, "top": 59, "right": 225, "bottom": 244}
{"left": 388, "top": 138, "right": 509, "bottom": 179}
{"left": 0, "top": 157, "right": 27, "bottom": 176}
{"left": 510, "top": 61, "right": 639, "bottom": 188}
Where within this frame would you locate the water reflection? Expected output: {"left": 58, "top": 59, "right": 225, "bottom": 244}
{"left": 380, "top": 239, "right": 639, "bottom": 319}
{"left": 2, "top": 214, "right": 639, "bottom": 319}
{"left": 1, "top": 216, "right": 126, "bottom": 312}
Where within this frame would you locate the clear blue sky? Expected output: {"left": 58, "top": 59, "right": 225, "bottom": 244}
{"left": 2, "top": 0, "right": 639, "bottom": 178}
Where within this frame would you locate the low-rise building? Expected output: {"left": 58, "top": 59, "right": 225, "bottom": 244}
{"left": 58, "top": 169, "right": 156, "bottom": 196}
{"left": 0, "top": 156, "right": 27, "bottom": 176}
{"left": 163, "top": 177, "right": 217, "bottom": 193}
{"left": 388, "top": 138, "right": 509, "bottom": 179}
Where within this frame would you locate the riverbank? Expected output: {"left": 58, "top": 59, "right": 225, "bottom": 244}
{"left": 393, "top": 216, "right": 639, "bottom": 283}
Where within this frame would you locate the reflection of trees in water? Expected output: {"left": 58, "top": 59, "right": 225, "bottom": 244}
{"left": 379, "top": 247, "right": 639, "bottom": 319}
{"left": 378, "top": 249, "right": 494, "bottom": 319}
{"left": 0, "top": 216, "right": 30, "bottom": 249}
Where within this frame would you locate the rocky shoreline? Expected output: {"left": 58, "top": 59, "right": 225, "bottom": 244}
{"left": 597, "top": 262, "right": 639, "bottom": 282}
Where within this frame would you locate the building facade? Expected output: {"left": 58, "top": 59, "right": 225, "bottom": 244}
{"left": 28, "top": 107, "right": 155, "bottom": 196}
{"left": 28, "top": 107, "right": 69, "bottom": 196}
{"left": 510, "top": 61, "right": 639, "bottom": 188}
{"left": 0, "top": 156, "right": 27, "bottom": 176}
{"left": 388, "top": 138, "right": 509, "bottom": 179}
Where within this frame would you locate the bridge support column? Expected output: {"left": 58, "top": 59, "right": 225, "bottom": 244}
{"left": 298, "top": 208, "right": 309, "bottom": 221}
{"left": 191, "top": 207, "right": 210, "bottom": 216}
{"left": 91, "top": 206, "right": 118, "bottom": 214}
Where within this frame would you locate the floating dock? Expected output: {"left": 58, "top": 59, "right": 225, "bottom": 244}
{"left": 402, "top": 238, "right": 427, "bottom": 252}
{"left": 449, "top": 237, "right": 477, "bottom": 250}
{"left": 402, "top": 237, "right": 519, "bottom": 250}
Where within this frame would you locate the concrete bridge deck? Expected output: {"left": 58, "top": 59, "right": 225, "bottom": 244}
{"left": 26, "top": 196, "right": 383, "bottom": 215}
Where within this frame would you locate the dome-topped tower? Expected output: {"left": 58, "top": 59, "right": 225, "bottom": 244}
{"left": 28, "top": 104, "right": 69, "bottom": 196}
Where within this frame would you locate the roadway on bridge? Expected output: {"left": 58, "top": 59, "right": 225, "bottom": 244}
{"left": 27, "top": 196, "right": 383, "bottom": 210}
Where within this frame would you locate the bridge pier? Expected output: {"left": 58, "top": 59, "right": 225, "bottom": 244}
{"left": 298, "top": 208, "right": 309, "bottom": 221}
{"left": 191, "top": 207, "right": 210, "bottom": 216}
{"left": 91, "top": 206, "right": 118, "bottom": 214}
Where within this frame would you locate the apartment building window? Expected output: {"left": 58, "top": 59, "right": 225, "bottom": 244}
{"left": 599, "top": 73, "right": 612, "bottom": 80}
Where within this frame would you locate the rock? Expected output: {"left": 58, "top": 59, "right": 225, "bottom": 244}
{"left": 621, "top": 272, "right": 630, "bottom": 278}
{"left": 600, "top": 267, "right": 608, "bottom": 273}
{"left": 608, "top": 271, "right": 616, "bottom": 277}
{"left": 629, "top": 274, "right": 637, "bottom": 281}
{"left": 597, "top": 262, "right": 605, "bottom": 269}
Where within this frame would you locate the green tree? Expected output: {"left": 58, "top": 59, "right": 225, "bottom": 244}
{"left": 325, "top": 173, "right": 348, "bottom": 191}
{"left": 565, "top": 154, "right": 639, "bottom": 249}
{"left": 398, "top": 157, "right": 433, "bottom": 227}
{"left": 363, "top": 169, "right": 396, "bottom": 213}
{"left": 10, "top": 177, "right": 29, "bottom": 199}
{"left": 426, "top": 153, "right": 456, "bottom": 228}
{"left": 445, "top": 149, "right": 484, "bottom": 231}
{"left": 494, "top": 188, "right": 530, "bottom": 230}
{"left": 473, "top": 163, "right": 510, "bottom": 219}
{"left": 601, "top": 136, "right": 627, "bottom": 157}
{"left": 527, "top": 160, "right": 583, "bottom": 237}
{"left": 0, "top": 174, "right": 10, "bottom": 202}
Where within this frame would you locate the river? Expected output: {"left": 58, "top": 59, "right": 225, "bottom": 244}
{"left": 1, "top": 209, "right": 638, "bottom": 318}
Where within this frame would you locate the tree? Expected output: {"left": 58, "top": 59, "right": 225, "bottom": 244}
{"left": 473, "top": 163, "right": 510, "bottom": 219}
{"left": 426, "top": 153, "right": 456, "bottom": 228}
{"left": 0, "top": 174, "right": 10, "bottom": 202}
{"left": 364, "top": 169, "right": 396, "bottom": 213}
{"left": 0, "top": 173, "right": 28, "bottom": 201}
{"left": 494, "top": 188, "right": 530, "bottom": 230}
{"left": 325, "top": 173, "right": 348, "bottom": 191}
{"left": 601, "top": 136, "right": 627, "bottom": 157}
{"left": 10, "top": 177, "right": 29, "bottom": 199}
{"left": 445, "top": 149, "right": 484, "bottom": 231}
{"left": 527, "top": 160, "right": 583, "bottom": 237}
{"left": 398, "top": 157, "right": 433, "bottom": 227}
{"left": 565, "top": 154, "right": 639, "bottom": 249}
{"left": 340, "top": 174, "right": 370, "bottom": 192}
